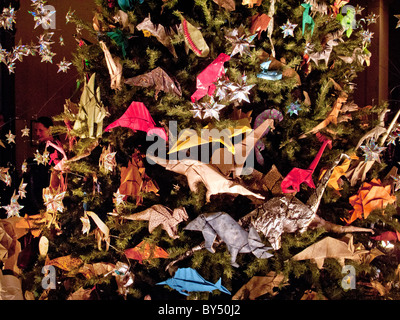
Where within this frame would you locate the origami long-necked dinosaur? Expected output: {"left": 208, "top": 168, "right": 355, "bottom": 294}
{"left": 281, "top": 133, "right": 332, "bottom": 193}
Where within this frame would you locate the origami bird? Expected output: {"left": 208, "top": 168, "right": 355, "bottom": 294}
{"left": 104, "top": 101, "right": 168, "bottom": 141}
{"left": 73, "top": 73, "right": 108, "bottom": 139}
{"left": 147, "top": 155, "right": 264, "bottom": 201}
{"left": 157, "top": 267, "right": 231, "bottom": 296}
{"left": 184, "top": 212, "right": 273, "bottom": 267}
{"left": 191, "top": 53, "right": 231, "bottom": 102}
{"left": 125, "top": 67, "right": 182, "bottom": 100}
{"left": 281, "top": 133, "right": 332, "bottom": 193}
{"left": 115, "top": 204, "right": 188, "bottom": 239}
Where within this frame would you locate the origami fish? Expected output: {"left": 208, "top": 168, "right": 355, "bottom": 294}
{"left": 125, "top": 67, "right": 182, "bottom": 100}
{"left": 184, "top": 212, "right": 273, "bottom": 267}
{"left": 157, "top": 267, "right": 231, "bottom": 296}
{"left": 191, "top": 53, "right": 231, "bottom": 102}
{"left": 104, "top": 101, "right": 168, "bottom": 141}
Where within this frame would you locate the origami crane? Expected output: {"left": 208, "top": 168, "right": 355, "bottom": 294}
{"left": 124, "top": 240, "right": 169, "bottom": 264}
{"left": 281, "top": 133, "right": 332, "bottom": 193}
{"left": 185, "top": 212, "right": 273, "bottom": 267}
{"left": 104, "top": 101, "right": 168, "bottom": 141}
{"left": 73, "top": 73, "right": 108, "bottom": 139}
{"left": 157, "top": 267, "right": 231, "bottom": 296}
{"left": 147, "top": 155, "right": 264, "bottom": 201}
{"left": 291, "top": 235, "right": 368, "bottom": 269}
{"left": 191, "top": 53, "right": 231, "bottom": 102}
{"left": 116, "top": 204, "right": 188, "bottom": 239}
{"left": 125, "top": 67, "right": 182, "bottom": 100}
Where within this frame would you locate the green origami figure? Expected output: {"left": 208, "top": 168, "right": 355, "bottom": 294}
{"left": 73, "top": 73, "right": 107, "bottom": 139}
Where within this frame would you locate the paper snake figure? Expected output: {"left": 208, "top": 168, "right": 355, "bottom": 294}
{"left": 254, "top": 109, "right": 283, "bottom": 166}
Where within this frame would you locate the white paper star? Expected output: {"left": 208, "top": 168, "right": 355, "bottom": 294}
{"left": 113, "top": 189, "right": 126, "bottom": 207}
{"left": 2, "top": 191, "right": 23, "bottom": 218}
{"left": 225, "top": 27, "right": 256, "bottom": 57}
{"left": 202, "top": 97, "right": 226, "bottom": 121}
{"left": 280, "top": 20, "right": 297, "bottom": 38}
{"left": 0, "top": 167, "right": 11, "bottom": 186}
{"left": 57, "top": 58, "right": 72, "bottom": 73}
{"left": 18, "top": 179, "right": 28, "bottom": 199}
{"left": 227, "top": 74, "right": 255, "bottom": 104}
{"left": 21, "top": 160, "right": 28, "bottom": 173}
{"left": 5, "top": 130, "right": 15, "bottom": 144}
{"left": 21, "top": 126, "right": 30, "bottom": 137}
{"left": 360, "top": 139, "right": 386, "bottom": 163}
{"left": 43, "top": 188, "right": 66, "bottom": 213}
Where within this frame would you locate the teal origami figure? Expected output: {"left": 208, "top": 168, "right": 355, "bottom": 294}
{"left": 257, "top": 60, "right": 282, "bottom": 80}
{"left": 301, "top": 3, "right": 314, "bottom": 36}
{"left": 184, "top": 212, "right": 273, "bottom": 267}
{"left": 157, "top": 268, "right": 231, "bottom": 296}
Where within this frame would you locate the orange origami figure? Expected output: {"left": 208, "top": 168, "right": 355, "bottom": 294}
{"left": 344, "top": 179, "right": 396, "bottom": 224}
{"left": 119, "top": 150, "right": 159, "bottom": 205}
{"left": 242, "top": 0, "right": 262, "bottom": 8}
{"left": 124, "top": 240, "right": 169, "bottom": 264}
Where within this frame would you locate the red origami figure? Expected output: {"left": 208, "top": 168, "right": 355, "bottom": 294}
{"left": 191, "top": 53, "right": 231, "bottom": 102}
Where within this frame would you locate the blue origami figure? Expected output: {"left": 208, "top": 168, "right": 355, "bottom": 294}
{"left": 184, "top": 212, "right": 273, "bottom": 267}
{"left": 257, "top": 60, "right": 282, "bottom": 80}
{"left": 157, "top": 268, "right": 231, "bottom": 296}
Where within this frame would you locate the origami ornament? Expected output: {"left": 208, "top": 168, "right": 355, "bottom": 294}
{"left": 0, "top": 5, "right": 16, "bottom": 30}
{"left": 360, "top": 139, "right": 386, "bottom": 163}
{"left": 257, "top": 60, "right": 282, "bottom": 80}
{"left": 225, "top": 26, "right": 257, "bottom": 57}
{"left": 299, "top": 78, "right": 348, "bottom": 138}
{"left": 372, "top": 231, "right": 400, "bottom": 245}
{"left": 330, "top": 0, "right": 349, "bottom": 16}
{"left": 0, "top": 219, "right": 17, "bottom": 261}
{"left": 184, "top": 212, "right": 273, "bottom": 267}
{"left": 104, "top": 101, "right": 168, "bottom": 141}
{"left": 254, "top": 109, "right": 283, "bottom": 166}
{"left": 168, "top": 117, "right": 252, "bottom": 155}
{"left": 242, "top": 0, "right": 262, "bottom": 8}
{"left": 78, "top": 262, "right": 116, "bottom": 279}
{"left": 86, "top": 211, "right": 110, "bottom": 251}
{"left": 212, "top": 0, "right": 235, "bottom": 11}
{"left": 125, "top": 67, "right": 182, "bottom": 100}
{"left": 106, "top": 261, "right": 134, "bottom": 297}
{"left": 21, "top": 126, "right": 30, "bottom": 137}
{"left": 2, "top": 191, "right": 23, "bottom": 218}
{"left": 5, "top": 130, "right": 15, "bottom": 144}
{"left": 0, "top": 167, "right": 11, "bottom": 186}
{"left": 147, "top": 155, "right": 264, "bottom": 201}
{"left": 318, "top": 154, "right": 354, "bottom": 193}
{"left": 190, "top": 96, "right": 226, "bottom": 121}
{"left": 45, "top": 255, "right": 84, "bottom": 272}
{"left": 232, "top": 271, "right": 286, "bottom": 300}
{"left": 124, "top": 240, "right": 169, "bottom": 264}
{"left": 336, "top": 5, "right": 356, "bottom": 37}
{"left": 180, "top": 18, "right": 209, "bottom": 57}
{"left": 281, "top": 134, "right": 332, "bottom": 193}
{"left": 395, "top": 14, "right": 400, "bottom": 29}
{"left": 227, "top": 74, "right": 255, "bottom": 104}
{"left": 301, "top": 3, "right": 315, "bottom": 36}
{"left": 308, "top": 30, "right": 344, "bottom": 66}
{"left": 287, "top": 101, "right": 301, "bottom": 116}
{"left": 119, "top": 150, "right": 159, "bottom": 205}
{"left": 56, "top": 58, "right": 72, "bottom": 73}
{"left": 113, "top": 205, "right": 188, "bottom": 239}
{"left": 240, "top": 154, "right": 373, "bottom": 250}
{"left": 250, "top": 13, "right": 271, "bottom": 39}
{"left": 280, "top": 20, "right": 297, "bottom": 38}
{"left": 344, "top": 179, "right": 396, "bottom": 224}
{"left": 157, "top": 267, "right": 230, "bottom": 296}
{"left": 191, "top": 53, "right": 231, "bottom": 102}
{"left": 136, "top": 15, "right": 178, "bottom": 58}
{"left": 99, "top": 41, "right": 122, "bottom": 91}
{"left": 291, "top": 235, "right": 368, "bottom": 269}
{"left": 99, "top": 145, "right": 117, "bottom": 173}
{"left": 73, "top": 73, "right": 108, "bottom": 139}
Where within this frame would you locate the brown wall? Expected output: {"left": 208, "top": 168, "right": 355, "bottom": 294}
{"left": 14, "top": 0, "right": 94, "bottom": 171}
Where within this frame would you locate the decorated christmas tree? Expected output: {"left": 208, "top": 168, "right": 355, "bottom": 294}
{"left": 2, "top": 0, "right": 400, "bottom": 302}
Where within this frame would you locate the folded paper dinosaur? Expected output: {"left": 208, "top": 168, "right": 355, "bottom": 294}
{"left": 184, "top": 212, "right": 273, "bottom": 267}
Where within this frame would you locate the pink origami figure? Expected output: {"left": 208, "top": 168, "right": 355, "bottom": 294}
{"left": 104, "top": 101, "right": 168, "bottom": 141}
{"left": 281, "top": 134, "right": 332, "bottom": 193}
{"left": 191, "top": 53, "right": 231, "bottom": 102}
